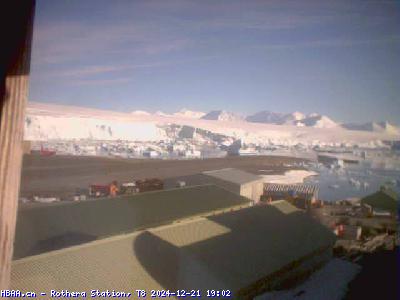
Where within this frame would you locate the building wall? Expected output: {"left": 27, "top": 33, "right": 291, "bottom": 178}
{"left": 14, "top": 184, "right": 248, "bottom": 259}
{"left": 253, "top": 181, "right": 264, "bottom": 202}
{"left": 12, "top": 204, "right": 335, "bottom": 299}
{"left": 240, "top": 181, "right": 264, "bottom": 202}
{"left": 240, "top": 184, "right": 253, "bottom": 201}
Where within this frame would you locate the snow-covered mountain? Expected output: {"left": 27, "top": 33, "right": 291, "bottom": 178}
{"left": 25, "top": 114, "right": 163, "bottom": 141}
{"left": 246, "top": 111, "right": 337, "bottom": 128}
{"left": 201, "top": 110, "right": 244, "bottom": 122}
{"left": 342, "top": 121, "right": 399, "bottom": 135}
{"left": 296, "top": 114, "right": 338, "bottom": 129}
{"left": 286, "top": 111, "right": 307, "bottom": 123}
{"left": 173, "top": 109, "right": 205, "bottom": 119}
{"left": 131, "top": 108, "right": 206, "bottom": 119}
{"left": 246, "top": 111, "right": 286, "bottom": 124}
{"left": 247, "top": 110, "right": 397, "bottom": 132}
{"left": 25, "top": 102, "right": 399, "bottom": 146}
{"left": 246, "top": 111, "right": 306, "bottom": 125}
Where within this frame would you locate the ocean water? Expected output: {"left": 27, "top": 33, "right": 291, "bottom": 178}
{"left": 304, "top": 160, "right": 400, "bottom": 202}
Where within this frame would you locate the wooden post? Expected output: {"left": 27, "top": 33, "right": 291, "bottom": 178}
{"left": 0, "top": 0, "right": 35, "bottom": 289}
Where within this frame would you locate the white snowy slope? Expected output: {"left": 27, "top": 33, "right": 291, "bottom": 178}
{"left": 201, "top": 110, "right": 244, "bottom": 122}
{"left": 342, "top": 121, "right": 399, "bottom": 135}
{"left": 246, "top": 111, "right": 288, "bottom": 124}
{"left": 285, "top": 111, "right": 307, "bottom": 124}
{"left": 173, "top": 108, "right": 206, "bottom": 119}
{"left": 25, "top": 115, "right": 164, "bottom": 141}
{"left": 246, "top": 111, "right": 307, "bottom": 125}
{"left": 296, "top": 114, "right": 338, "bottom": 129}
{"left": 261, "top": 170, "right": 318, "bottom": 184}
{"left": 26, "top": 103, "right": 164, "bottom": 141}
{"left": 25, "top": 102, "right": 399, "bottom": 145}
{"left": 378, "top": 122, "right": 399, "bottom": 135}
{"left": 246, "top": 111, "right": 338, "bottom": 128}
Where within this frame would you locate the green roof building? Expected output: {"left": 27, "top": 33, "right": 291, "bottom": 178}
{"left": 14, "top": 184, "right": 249, "bottom": 259}
{"left": 12, "top": 201, "right": 336, "bottom": 299}
{"left": 361, "top": 186, "right": 398, "bottom": 214}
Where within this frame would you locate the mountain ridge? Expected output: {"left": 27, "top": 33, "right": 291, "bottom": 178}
{"left": 28, "top": 101, "right": 399, "bottom": 133}
{"left": 201, "top": 110, "right": 244, "bottom": 122}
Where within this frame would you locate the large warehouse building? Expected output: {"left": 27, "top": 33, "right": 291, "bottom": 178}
{"left": 13, "top": 184, "right": 249, "bottom": 259}
{"left": 12, "top": 201, "right": 336, "bottom": 299}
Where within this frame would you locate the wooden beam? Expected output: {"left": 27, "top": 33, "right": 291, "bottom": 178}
{"left": 0, "top": 0, "right": 35, "bottom": 289}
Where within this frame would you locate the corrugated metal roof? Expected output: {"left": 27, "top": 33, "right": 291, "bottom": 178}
{"left": 14, "top": 184, "right": 249, "bottom": 259}
{"left": 264, "top": 183, "right": 318, "bottom": 195}
{"left": 12, "top": 201, "right": 336, "bottom": 298}
{"left": 203, "top": 168, "right": 262, "bottom": 185}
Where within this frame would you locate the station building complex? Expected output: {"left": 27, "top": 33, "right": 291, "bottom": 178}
{"left": 14, "top": 184, "right": 249, "bottom": 259}
{"left": 11, "top": 169, "right": 336, "bottom": 299}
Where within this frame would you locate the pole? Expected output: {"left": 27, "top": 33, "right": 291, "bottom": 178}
{"left": 0, "top": 0, "right": 35, "bottom": 288}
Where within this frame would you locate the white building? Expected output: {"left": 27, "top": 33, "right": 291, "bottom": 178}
{"left": 203, "top": 168, "right": 264, "bottom": 202}
{"left": 184, "top": 149, "right": 201, "bottom": 158}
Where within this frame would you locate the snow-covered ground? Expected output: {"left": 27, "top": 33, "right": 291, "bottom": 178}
{"left": 25, "top": 115, "right": 163, "bottom": 141}
{"left": 25, "top": 102, "right": 399, "bottom": 147}
{"left": 255, "top": 258, "right": 360, "bottom": 300}
{"left": 260, "top": 170, "right": 318, "bottom": 184}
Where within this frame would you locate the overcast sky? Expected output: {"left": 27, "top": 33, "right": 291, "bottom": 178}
{"left": 30, "top": 0, "right": 400, "bottom": 124}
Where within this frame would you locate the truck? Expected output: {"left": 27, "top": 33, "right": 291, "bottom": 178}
{"left": 89, "top": 184, "right": 110, "bottom": 197}
{"left": 135, "top": 178, "right": 163, "bottom": 193}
